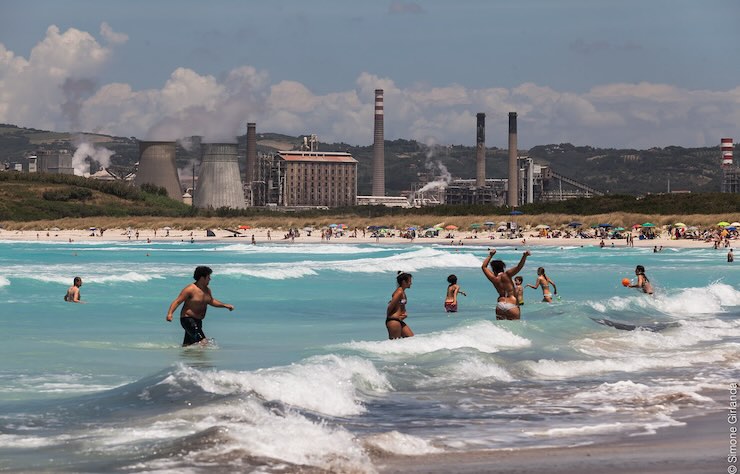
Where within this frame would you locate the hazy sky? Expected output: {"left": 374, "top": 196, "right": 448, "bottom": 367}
{"left": 1, "top": 0, "right": 738, "bottom": 148}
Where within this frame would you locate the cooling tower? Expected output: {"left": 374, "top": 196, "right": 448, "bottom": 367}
{"left": 476, "top": 113, "right": 486, "bottom": 187}
{"left": 135, "top": 141, "right": 183, "bottom": 200}
{"left": 507, "top": 112, "right": 518, "bottom": 207}
{"left": 246, "top": 122, "right": 257, "bottom": 184}
{"left": 372, "top": 89, "right": 385, "bottom": 196}
{"left": 193, "top": 143, "right": 246, "bottom": 209}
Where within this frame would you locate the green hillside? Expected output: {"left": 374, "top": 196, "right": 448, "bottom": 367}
{"left": 0, "top": 123, "right": 729, "bottom": 196}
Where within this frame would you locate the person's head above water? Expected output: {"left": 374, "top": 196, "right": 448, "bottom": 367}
{"left": 396, "top": 271, "right": 412, "bottom": 286}
{"left": 635, "top": 265, "right": 646, "bottom": 275}
{"left": 490, "top": 260, "right": 506, "bottom": 274}
{"left": 193, "top": 266, "right": 213, "bottom": 281}
{"left": 514, "top": 276, "right": 523, "bottom": 284}
{"left": 447, "top": 274, "right": 457, "bottom": 284}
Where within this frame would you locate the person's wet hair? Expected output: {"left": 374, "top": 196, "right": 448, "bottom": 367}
{"left": 447, "top": 274, "right": 457, "bottom": 284}
{"left": 490, "top": 260, "right": 506, "bottom": 274}
{"left": 514, "top": 276, "right": 523, "bottom": 284}
{"left": 537, "top": 267, "right": 546, "bottom": 276}
{"left": 73, "top": 276, "right": 82, "bottom": 285}
{"left": 397, "top": 271, "right": 412, "bottom": 286}
{"left": 194, "top": 266, "right": 213, "bottom": 281}
{"left": 635, "top": 265, "right": 645, "bottom": 274}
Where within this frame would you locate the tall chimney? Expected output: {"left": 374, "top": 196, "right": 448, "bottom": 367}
{"left": 246, "top": 122, "right": 256, "bottom": 185}
{"left": 507, "top": 112, "right": 518, "bottom": 207}
{"left": 476, "top": 113, "right": 486, "bottom": 187}
{"left": 372, "top": 89, "right": 385, "bottom": 196}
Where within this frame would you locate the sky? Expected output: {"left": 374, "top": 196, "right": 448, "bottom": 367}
{"left": 1, "top": 0, "right": 739, "bottom": 149}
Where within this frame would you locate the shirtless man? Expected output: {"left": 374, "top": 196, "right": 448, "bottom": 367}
{"left": 166, "top": 266, "right": 234, "bottom": 346}
{"left": 481, "top": 249, "right": 530, "bottom": 320}
{"left": 64, "top": 276, "right": 83, "bottom": 303}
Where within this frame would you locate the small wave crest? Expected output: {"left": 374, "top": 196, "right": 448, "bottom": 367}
{"left": 339, "top": 321, "right": 531, "bottom": 356}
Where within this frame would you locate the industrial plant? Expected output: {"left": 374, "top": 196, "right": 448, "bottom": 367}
{"left": 5, "top": 87, "right": 738, "bottom": 208}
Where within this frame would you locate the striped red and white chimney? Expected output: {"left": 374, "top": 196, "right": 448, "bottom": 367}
{"left": 721, "top": 138, "right": 733, "bottom": 166}
{"left": 372, "top": 89, "right": 385, "bottom": 196}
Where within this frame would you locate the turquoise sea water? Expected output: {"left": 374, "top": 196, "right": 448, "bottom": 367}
{"left": 1, "top": 238, "right": 739, "bottom": 472}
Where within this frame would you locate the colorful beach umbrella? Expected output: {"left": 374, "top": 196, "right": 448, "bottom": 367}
{"left": 484, "top": 221, "right": 495, "bottom": 226}
{"left": 238, "top": 225, "right": 251, "bottom": 230}
{"left": 718, "top": 221, "right": 730, "bottom": 227}
{"left": 673, "top": 223, "right": 687, "bottom": 227}
{"left": 470, "top": 223, "right": 482, "bottom": 228}
{"left": 641, "top": 222, "right": 656, "bottom": 227}
{"left": 509, "top": 210, "right": 524, "bottom": 215}
{"left": 445, "top": 225, "right": 458, "bottom": 230}
{"left": 568, "top": 221, "right": 582, "bottom": 227}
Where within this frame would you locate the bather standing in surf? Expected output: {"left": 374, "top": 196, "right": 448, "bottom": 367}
{"left": 386, "top": 271, "right": 414, "bottom": 339}
{"left": 481, "top": 249, "right": 530, "bottom": 320}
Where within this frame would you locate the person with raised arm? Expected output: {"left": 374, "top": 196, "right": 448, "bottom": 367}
{"left": 481, "top": 249, "right": 530, "bottom": 320}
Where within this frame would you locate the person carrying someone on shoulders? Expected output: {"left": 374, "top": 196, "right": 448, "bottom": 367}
{"left": 64, "top": 276, "right": 84, "bottom": 303}
{"left": 481, "top": 248, "right": 530, "bottom": 320}
{"left": 386, "top": 271, "right": 414, "bottom": 339}
{"left": 526, "top": 266, "right": 557, "bottom": 302}
{"left": 166, "top": 266, "right": 234, "bottom": 346}
{"left": 628, "top": 265, "right": 654, "bottom": 295}
{"left": 444, "top": 274, "right": 466, "bottom": 313}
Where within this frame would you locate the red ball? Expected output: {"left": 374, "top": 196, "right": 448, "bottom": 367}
{"left": 621, "top": 278, "right": 630, "bottom": 287}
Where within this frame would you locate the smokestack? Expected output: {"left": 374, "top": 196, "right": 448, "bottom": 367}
{"left": 722, "top": 138, "right": 734, "bottom": 166}
{"left": 507, "top": 112, "right": 518, "bottom": 207}
{"left": 135, "top": 141, "right": 183, "bottom": 200}
{"left": 372, "top": 89, "right": 385, "bottom": 196}
{"left": 194, "top": 143, "right": 246, "bottom": 209}
{"left": 246, "top": 123, "right": 256, "bottom": 184}
{"left": 476, "top": 113, "right": 486, "bottom": 187}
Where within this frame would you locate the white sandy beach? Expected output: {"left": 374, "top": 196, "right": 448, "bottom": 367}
{"left": 0, "top": 226, "right": 726, "bottom": 250}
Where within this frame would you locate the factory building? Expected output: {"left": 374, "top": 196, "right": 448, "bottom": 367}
{"left": 35, "top": 149, "right": 74, "bottom": 174}
{"left": 255, "top": 150, "right": 358, "bottom": 208}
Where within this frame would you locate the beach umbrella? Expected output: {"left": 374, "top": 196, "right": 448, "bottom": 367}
{"left": 718, "top": 221, "right": 731, "bottom": 227}
{"left": 614, "top": 227, "right": 625, "bottom": 231}
{"left": 89, "top": 227, "right": 97, "bottom": 231}
{"left": 329, "top": 223, "right": 338, "bottom": 228}
{"left": 407, "top": 226, "right": 417, "bottom": 230}
{"left": 731, "top": 222, "right": 740, "bottom": 227}
{"left": 484, "top": 221, "right": 495, "bottom": 226}
{"left": 470, "top": 223, "right": 482, "bottom": 228}
{"left": 445, "top": 225, "right": 458, "bottom": 230}
{"left": 534, "top": 224, "right": 550, "bottom": 230}
{"left": 567, "top": 221, "right": 582, "bottom": 227}
{"left": 163, "top": 226, "right": 172, "bottom": 230}
{"left": 50, "top": 227, "right": 60, "bottom": 231}
{"left": 673, "top": 222, "right": 687, "bottom": 227}
{"left": 727, "top": 227, "right": 737, "bottom": 231}
{"left": 598, "top": 223, "right": 612, "bottom": 228}
{"left": 509, "top": 210, "right": 524, "bottom": 215}
{"left": 641, "top": 222, "right": 655, "bottom": 227}
{"left": 238, "top": 225, "right": 250, "bottom": 230}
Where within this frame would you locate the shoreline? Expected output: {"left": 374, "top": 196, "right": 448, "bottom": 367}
{"left": 374, "top": 408, "right": 730, "bottom": 473}
{"left": 0, "top": 226, "right": 724, "bottom": 249}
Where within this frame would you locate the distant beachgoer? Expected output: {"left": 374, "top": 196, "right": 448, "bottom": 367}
{"left": 599, "top": 239, "right": 605, "bottom": 248}
{"left": 653, "top": 246, "right": 658, "bottom": 253}
{"left": 166, "top": 266, "right": 234, "bottom": 346}
{"left": 481, "top": 248, "right": 530, "bottom": 320}
{"left": 728, "top": 249, "right": 734, "bottom": 263}
{"left": 251, "top": 234, "right": 256, "bottom": 245}
{"left": 628, "top": 265, "right": 654, "bottom": 295}
{"left": 267, "top": 230, "right": 271, "bottom": 240}
{"left": 64, "top": 277, "right": 83, "bottom": 303}
{"left": 386, "top": 271, "right": 414, "bottom": 339}
{"left": 514, "top": 276, "right": 524, "bottom": 306}
{"left": 526, "top": 267, "right": 558, "bottom": 302}
{"left": 444, "top": 274, "right": 466, "bottom": 313}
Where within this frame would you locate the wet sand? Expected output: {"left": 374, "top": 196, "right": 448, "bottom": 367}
{"left": 374, "top": 408, "right": 730, "bottom": 474}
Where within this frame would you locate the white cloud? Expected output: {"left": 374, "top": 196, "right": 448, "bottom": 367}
{"left": 1, "top": 25, "right": 739, "bottom": 149}
{"left": 100, "top": 22, "right": 129, "bottom": 45}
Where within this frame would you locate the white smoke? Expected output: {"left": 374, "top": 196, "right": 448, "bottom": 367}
{"left": 71, "top": 140, "right": 114, "bottom": 176}
{"left": 416, "top": 144, "right": 452, "bottom": 194}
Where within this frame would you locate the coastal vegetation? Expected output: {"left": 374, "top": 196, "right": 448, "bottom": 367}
{"left": 0, "top": 172, "right": 737, "bottom": 232}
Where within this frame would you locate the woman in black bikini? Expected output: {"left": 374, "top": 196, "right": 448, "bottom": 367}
{"left": 386, "top": 271, "right": 414, "bottom": 339}
{"left": 629, "top": 265, "right": 654, "bottom": 295}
